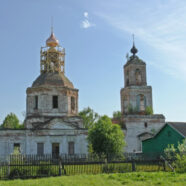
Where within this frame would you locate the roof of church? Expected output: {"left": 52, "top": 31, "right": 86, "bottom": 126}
{"left": 168, "top": 122, "right": 186, "bottom": 137}
{"left": 124, "top": 55, "right": 146, "bottom": 67}
{"left": 32, "top": 72, "right": 74, "bottom": 88}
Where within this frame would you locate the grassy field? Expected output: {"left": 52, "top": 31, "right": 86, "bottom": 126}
{"left": 0, "top": 172, "right": 186, "bottom": 186}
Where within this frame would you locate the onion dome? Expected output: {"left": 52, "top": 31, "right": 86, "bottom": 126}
{"left": 46, "top": 32, "right": 59, "bottom": 47}
{"left": 130, "top": 44, "right": 138, "bottom": 56}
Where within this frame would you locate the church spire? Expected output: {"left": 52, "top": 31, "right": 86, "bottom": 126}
{"left": 40, "top": 26, "right": 65, "bottom": 74}
{"left": 46, "top": 19, "right": 59, "bottom": 47}
{"left": 130, "top": 34, "right": 138, "bottom": 56}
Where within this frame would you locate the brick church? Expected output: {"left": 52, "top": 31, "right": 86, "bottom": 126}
{"left": 0, "top": 30, "right": 88, "bottom": 156}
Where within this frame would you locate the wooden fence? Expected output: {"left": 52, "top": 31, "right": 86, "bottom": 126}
{"left": 0, "top": 154, "right": 172, "bottom": 180}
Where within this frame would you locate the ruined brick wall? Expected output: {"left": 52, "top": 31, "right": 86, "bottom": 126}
{"left": 120, "top": 86, "right": 152, "bottom": 114}
{"left": 26, "top": 87, "right": 78, "bottom": 117}
{"left": 124, "top": 63, "right": 147, "bottom": 87}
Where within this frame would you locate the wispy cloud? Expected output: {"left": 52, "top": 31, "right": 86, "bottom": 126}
{"left": 95, "top": 0, "right": 186, "bottom": 80}
{"left": 81, "top": 12, "right": 95, "bottom": 29}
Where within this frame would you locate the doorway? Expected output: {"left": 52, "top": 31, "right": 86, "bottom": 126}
{"left": 52, "top": 143, "right": 60, "bottom": 158}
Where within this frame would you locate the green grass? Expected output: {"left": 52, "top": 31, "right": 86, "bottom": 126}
{"left": 0, "top": 172, "right": 186, "bottom": 186}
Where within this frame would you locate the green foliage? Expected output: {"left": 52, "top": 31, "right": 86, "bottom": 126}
{"left": 9, "top": 168, "right": 30, "bottom": 179}
{"left": 145, "top": 106, "right": 153, "bottom": 115}
{"left": 127, "top": 105, "right": 139, "bottom": 115}
{"left": 88, "top": 115, "right": 125, "bottom": 156}
{"left": 112, "top": 111, "right": 121, "bottom": 119}
{"left": 127, "top": 105, "right": 153, "bottom": 115}
{"left": 37, "top": 165, "right": 56, "bottom": 176}
{"left": 79, "top": 107, "right": 99, "bottom": 129}
{"left": 164, "top": 144, "right": 177, "bottom": 160}
{"left": 1, "top": 113, "right": 23, "bottom": 129}
{"left": 1, "top": 172, "right": 186, "bottom": 186}
{"left": 175, "top": 154, "right": 186, "bottom": 173}
{"left": 164, "top": 139, "right": 186, "bottom": 173}
{"left": 102, "top": 163, "right": 129, "bottom": 173}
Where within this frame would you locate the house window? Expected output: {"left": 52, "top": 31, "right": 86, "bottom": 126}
{"left": 13, "top": 143, "right": 20, "bottom": 154}
{"left": 68, "top": 142, "right": 74, "bottom": 155}
{"left": 37, "top": 143, "right": 44, "bottom": 155}
{"left": 34, "top": 96, "right": 38, "bottom": 109}
{"left": 53, "top": 96, "right": 58, "bottom": 108}
{"left": 71, "top": 97, "right": 75, "bottom": 112}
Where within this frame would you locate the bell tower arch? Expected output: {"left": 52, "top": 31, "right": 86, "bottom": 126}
{"left": 120, "top": 39, "right": 152, "bottom": 115}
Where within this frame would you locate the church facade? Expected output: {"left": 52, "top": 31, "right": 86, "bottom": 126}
{"left": 1, "top": 29, "right": 182, "bottom": 156}
{"left": 120, "top": 42, "right": 165, "bottom": 152}
{"left": 0, "top": 31, "right": 88, "bottom": 156}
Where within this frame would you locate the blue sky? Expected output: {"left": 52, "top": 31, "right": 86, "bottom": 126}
{"left": 0, "top": 0, "right": 186, "bottom": 123}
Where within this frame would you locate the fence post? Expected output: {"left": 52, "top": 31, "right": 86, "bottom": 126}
{"left": 59, "top": 157, "right": 62, "bottom": 176}
{"left": 132, "top": 160, "right": 136, "bottom": 172}
{"left": 163, "top": 160, "right": 166, "bottom": 171}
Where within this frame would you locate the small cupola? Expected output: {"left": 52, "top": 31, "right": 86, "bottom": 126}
{"left": 46, "top": 31, "right": 59, "bottom": 47}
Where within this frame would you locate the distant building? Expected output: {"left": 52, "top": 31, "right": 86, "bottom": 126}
{"left": 142, "top": 122, "right": 186, "bottom": 154}
{"left": 0, "top": 30, "right": 88, "bottom": 156}
{"left": 120, "top": 41, "right": 165, "bottom": 152}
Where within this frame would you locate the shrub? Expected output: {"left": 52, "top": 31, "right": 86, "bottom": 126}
{"left": 145, "top": 106, "right": 153, "bottom": 115}
{"left": 164, "top": 139, "right": 186, "bottom": 173}
{"left": 102, "top": 164, "right": 115, "bottom": 173}
{"left": 37, "top": 165, "right": 57, "bottom": 176}
{"left": 175, "top": 154, "right": 186, "bottom": 173}
{"left": 9, "top": 168, "right": 30, "bottom": 179}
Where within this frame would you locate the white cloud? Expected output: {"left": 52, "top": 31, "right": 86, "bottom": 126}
{"left": 81, "top": 12, "right": 95, "bottom": 29}
{"left": 94, "top": 0, "right": 186, "bottom": 81}
{"left": 84, "top": 12, "right": 89, "bottom": 18}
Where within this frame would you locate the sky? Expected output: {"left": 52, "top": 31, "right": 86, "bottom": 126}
{"left": 0, "top": 0, "right": 186, "bottom": 123}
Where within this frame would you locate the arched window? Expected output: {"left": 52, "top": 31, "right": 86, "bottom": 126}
{"left": 135, "top": 69, "right": 142, "bottom": 85}
{"left": 136, "top": 94, "right": 146, "bottom": 111}
{"left": 71, "top": 96, "right": 75, "bottom": 112}
{"left": 126, "top": 70, "right": 129, "bottom": 86}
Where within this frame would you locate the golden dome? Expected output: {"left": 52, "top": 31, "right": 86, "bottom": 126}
{"left": 46, "top": 32, "right": 59, "bottom": 47}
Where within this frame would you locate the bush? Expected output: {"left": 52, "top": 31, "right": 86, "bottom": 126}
{"left": 102, "top": 164, "right": 115, "bottom": 173}
{"left": 175, "top": 154, "right": 186, "bottom": 173}
{"left": 145, "top": 106, "right": 153, "bottom": 115}
{"left": 164, "top": 139, "right": 186, "bottom": 173}
{"left": 9, "top": 168, "right": 30, "bottom": 179}
{"left": 37, "top": 165, "right": 57, "bottom": 176}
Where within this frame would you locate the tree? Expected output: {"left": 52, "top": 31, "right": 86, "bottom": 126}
{"left": 79, "top": 107, "right": 99, "bottom": 129}
{"left": 1, "top": 113, "right": 22, "bottom": 129}
{"left": 113, "top": 111, "right": 122, "bottom": 119}
{"left": 164, "top": 139, "right": 186, "bottom": 173}
{"left": 88, "top": 115, "right": 125, "bottom": 156}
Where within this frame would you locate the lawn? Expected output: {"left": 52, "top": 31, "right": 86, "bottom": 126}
{"left": 0, "top": 172, "right": 186, "bottom": 186}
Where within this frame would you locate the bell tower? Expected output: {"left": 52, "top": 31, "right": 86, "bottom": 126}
{"left": 25, "top": 28, "right": 79, "bottom": 129}
{"left": 120, "top": 39, "right": 152, "bottom": 115}
{"left": 40, "top": 29, "right": 65, "bottom": 74}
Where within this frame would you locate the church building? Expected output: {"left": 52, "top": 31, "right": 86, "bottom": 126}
{"left": 120, "top": 41, "right": 165, "bottom": 153}
{"left": 0, "top": 30, "right": 88, "bottom": 156}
